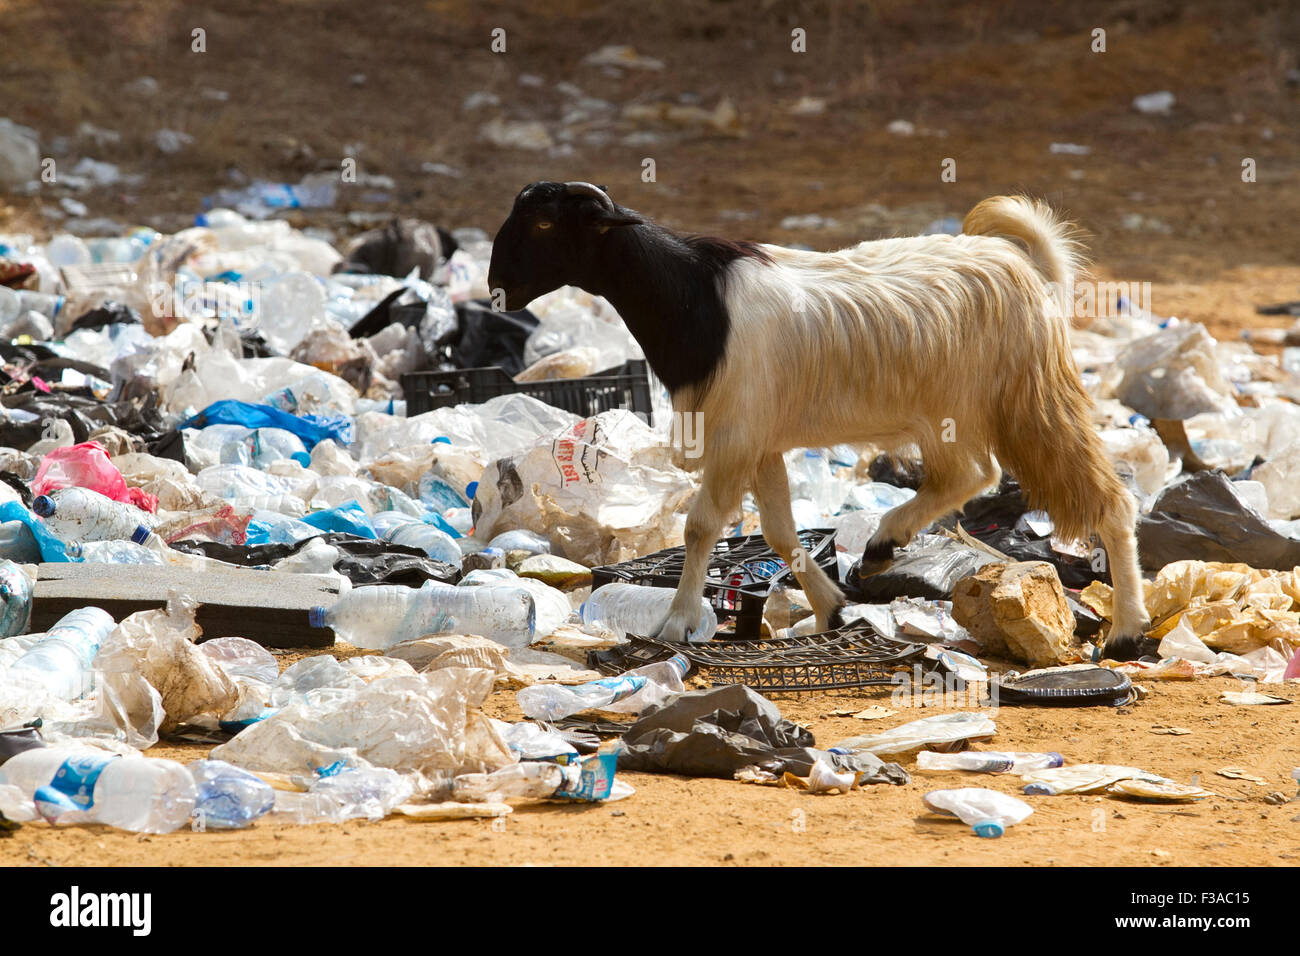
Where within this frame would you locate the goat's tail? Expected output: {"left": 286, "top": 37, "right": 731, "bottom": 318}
{"left": 963, "top": 195, "right": 1086, "bottom": 315}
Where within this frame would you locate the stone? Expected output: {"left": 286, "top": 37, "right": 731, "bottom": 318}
{"left": 952, "top": 561, "right": 1076, "bottom": 668}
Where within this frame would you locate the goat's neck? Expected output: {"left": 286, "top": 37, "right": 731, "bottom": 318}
{"left": 581, "top": 226, "right": 732, "bottom": 397}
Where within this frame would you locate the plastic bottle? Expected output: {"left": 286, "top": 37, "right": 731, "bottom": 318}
{"left": 581, "top": 582, "right": 717, "bottom": 643}
{"left": 516, "top": 655, "right": 689, "bottom": 720}
{"left": 0, "top": 559, "right": 34, "bottom": 638}
{"left": 598, "top": 654, "right": 690, "bottom": 714}
{"left": 452, "top": 761, "right": 577, "bottom": 801}
{"left": 916, "top": 751, "right": 1065, "bottom": 774}
{"left": 189, "top": 759, "right": 275, "bottom": 830}
{"left": 0, "top": 747, "right": 196, "bottom": 834}
{"left": 308, "top": 581, "right": 536, "bottom": 649}
{"left": 31, "top": 487, "right": 155, "bottom": 543}
{"left": 0, "top": 520, "right": 42, "bottom": 564}
{"left": 922, "top": 788, "right": 1034, "bottom": 838}
{"left": 8, "top": 607, "right": 115, "bottom": 700}
{"left": 77, "top": 539, "right": 167, "bottom": 565}
{"left": 382, "top": 523, "right": 462, "bottom": 565}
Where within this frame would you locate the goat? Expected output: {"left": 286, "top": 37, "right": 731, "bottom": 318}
{"left": 487, "top": 181, "right": 1154, "bottom": 660}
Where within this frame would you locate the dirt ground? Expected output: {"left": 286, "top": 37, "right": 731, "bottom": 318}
{"left": 2, "top": 643, "right": 1297, "bottom": 867}
{"left": 1, "top": 0, "right": 1299, "bottom": 865}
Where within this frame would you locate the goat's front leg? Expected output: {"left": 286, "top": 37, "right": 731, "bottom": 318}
{"left": 752, "top": 453, "right": 845, "bottom": 630}
{"left": 654, "top": 457, "right": 746, "bottom": 643}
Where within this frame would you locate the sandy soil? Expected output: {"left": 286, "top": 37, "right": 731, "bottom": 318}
{"left": 2, "top": 644, "right": 1297, "bottom": 867}
{"left": 1, "top": 0, "right": 1299, "bottom": 865}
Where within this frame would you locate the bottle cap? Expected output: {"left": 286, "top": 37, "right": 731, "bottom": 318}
{"left": 31, "top": 495, "right": 55, "bottom": 517}
{"left": 308, "top": 606, "right": 327, "bottom": 628}
{"left": 130, "top": 525, "right": 151, "bottom": 544}
{"left": 1045, "top": 752, "right": 1065, "bottom": 768}
{"left": 292, "top": 452, "right": 311, "bottom": 467}
{"left": 465, "top": 481, "right": 478, "bottom": 500}
{"left": 972, "top": 819, "right": 1004, "bottom": 838}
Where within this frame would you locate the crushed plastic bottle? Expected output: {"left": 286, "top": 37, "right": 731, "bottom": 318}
{"left": 581, "top": 582, "right": 717, "bottom": 643}
{"left": 0, "top": 559, "right": 35, "bottom": 638}
{"left": 309, "top": 580, "right": 536, "bottom": 649}
{"left": 7, "top": 606, "right": 115, "bottom": 700}
{"left": 516, "top": 655, "right": 688, "bottom": 720}
{"left": 31, "top": 487, "right": 156, "bottom": 543}
{"left": 0, "top": 747, "right": 196, "bottom": 834}
{"left": 922, "top": 787, "right": 1034, "bottom": 837}
{"left": 916, "top": 751, "right": 1064, "bottom": 774}
{"left": 189, "top": 759, "right": 275, "bottom": 830}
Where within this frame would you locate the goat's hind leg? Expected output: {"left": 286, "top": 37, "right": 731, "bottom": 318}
{"left": 752, "top": 454, "right": 845, "bottom": 630}
{"left": 857, "top": 448, "right": 998, "bottom": 581}
{"left": 654, "top": 456, "right": 747, "bottom": 643}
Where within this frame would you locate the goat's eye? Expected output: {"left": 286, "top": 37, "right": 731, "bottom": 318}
{"left": 536, "top": 221, "right": 553, "bottom": 231}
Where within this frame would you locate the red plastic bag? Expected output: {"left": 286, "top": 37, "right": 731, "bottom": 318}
{"left": 31, "top": 441, "right": 160, "bottom": 514}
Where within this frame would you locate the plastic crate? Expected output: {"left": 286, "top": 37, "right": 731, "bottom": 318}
{"left": 402, "top": 359, "right": 654, "bottom": 422}
{"left": 590, "top": 621, "right": 936, "bottom": 693}
{"left": 589, "top": 528, "right": 838, "bottom": 639}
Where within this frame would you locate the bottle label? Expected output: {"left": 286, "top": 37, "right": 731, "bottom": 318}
{"left": 590, "top": 674, "right": 647, "bottom": 702}
{"left": 35, "top": 753, "right": 119, "bottom": 817}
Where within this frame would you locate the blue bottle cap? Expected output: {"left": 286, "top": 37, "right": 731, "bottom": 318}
{"left": 31, "top": 495, "right": 55, "bottom": 517}
{"left": 465, "top": 481, "right": 478, "bottom": 500}
{"left": 292, "top": 452, "right": 311, "bottom": 467}
{"left": 432, "top": 436, "right": 451, "bottom": 445}
{"left": 972, "top": 819, "right": 1004, "bottom": 838}
{"left": 307, "top": 606, "right": 327, "bottom": 628}
{"left": 130, "top": 525, "right": 151, "bottom": 545}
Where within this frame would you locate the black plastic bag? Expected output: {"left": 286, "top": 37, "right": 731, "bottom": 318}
{"left": 1137, "top": 469, "right": 1300, "bottom": 571}
{"left": 170, "top": 533, "right": 459, "bottom": 587}
{"left": 451, "top": 299, "right": 539, "bottom": 376}
{"left": 940, "top": 477, "right": 1108, "bottom": 588}
{"left": 68, "top": 301, "right": 141, "bottom": 333}
{"left": 618, "top": 685, "right": 908, "bottom": 783}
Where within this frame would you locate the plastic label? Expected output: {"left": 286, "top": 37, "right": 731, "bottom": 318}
{"left": 34, "top": 753, "right": 119, "bottom": 817}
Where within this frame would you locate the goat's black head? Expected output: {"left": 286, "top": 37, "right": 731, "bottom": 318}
{"left": 487, "top": 181, "right": 642, "bottom": 311}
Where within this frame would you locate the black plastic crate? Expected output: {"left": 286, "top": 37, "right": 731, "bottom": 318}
{"left": 589, "top": 528, "right": 838, "bottom": 639}
{"left": 589, "top": 621, "right": 935, "bottom": 693}
{"left": 402, "top": 359, "right": 654, "bottom": 422}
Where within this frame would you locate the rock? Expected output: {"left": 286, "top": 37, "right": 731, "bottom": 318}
{"left": 952, "top": 561, "right": 1076, "bottom": 668}
{"left": 0, "top": 118, "right": 40, "bottom": 187}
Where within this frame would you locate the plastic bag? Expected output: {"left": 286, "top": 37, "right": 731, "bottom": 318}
{"left": 31, "top": 441, "right": 158, "bottom": 513}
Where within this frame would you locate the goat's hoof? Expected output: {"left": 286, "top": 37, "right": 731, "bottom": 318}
{"left": 855, "top": 540, "right": 897, "bottom": 580}
{"left": 824, "top": 604, "right": 847, "bottom": 631}
{"left": 653, "top": 613, "right": 692, "bottom": 645}
{"left": 1102, "top": 632, "right": 1160, "bottom": 662}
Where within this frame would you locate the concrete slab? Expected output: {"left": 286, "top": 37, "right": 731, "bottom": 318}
{"left": 32, "top": 563, "right": 342, "bottom": 647}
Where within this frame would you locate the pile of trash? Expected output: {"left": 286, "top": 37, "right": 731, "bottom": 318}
{"left": 1, "top": 203, "right": 1299, "bottom": 838}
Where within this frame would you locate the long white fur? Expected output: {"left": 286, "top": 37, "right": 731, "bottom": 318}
{"left": 655, "top": 197, "right": 1149, "bottom": 649}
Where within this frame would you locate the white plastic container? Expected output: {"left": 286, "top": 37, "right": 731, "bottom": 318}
{"left": 0, "top": 747, "right": 196, "bottom": 834}
{"left": 581, "top": 583, "right": 717, "bottom": 643}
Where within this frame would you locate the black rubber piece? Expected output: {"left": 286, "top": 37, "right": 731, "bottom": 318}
{"left": 994, "top": 667, "right": 1134, "bottom": 707}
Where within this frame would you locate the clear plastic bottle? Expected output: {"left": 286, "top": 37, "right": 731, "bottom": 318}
{"left": 308, "top": 581, "right": 536, "bottom": 649}
{"left": 31, "top": 487, "right": 156, "bottom": 544}
{"left": 188, "top": 759, "right": 275, "bottom": 830}
{"left": 581, "top": 583, "right": 717, "bottom": 643}
{"left": 77, "top": 539, "right": 167, "bottom": 565}
{"left": 916, "top": 751, "right": 1065, "bottom": 774}
{"left": 256, "top": 271, "right": 326, "bottom": 354}
{"left": 452, "top": 761, "right": 576, "bottom": 801}
{"left": 8, "top": 607, "right": 115, "bottom": 699}
{"left": 0, "top": 558, "right": 34, "bottom": 638}
{"left": 382, "top": 523, "right": 462, "bottom": 565}
{"left": 922, "top": 787, "right": 1035, "bottom": 838}
{"left": 0, "top": 747, "right": 196, "bottom": 834}
{"left": 515, "top": 654, "right": 689, "bottom": 720}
